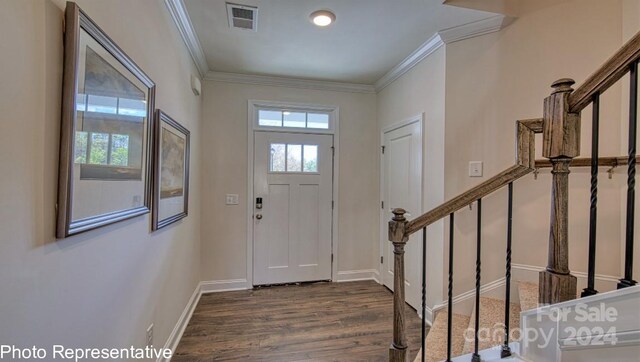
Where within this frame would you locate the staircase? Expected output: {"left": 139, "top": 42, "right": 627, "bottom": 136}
{"left": 386, "top": 31, "right": 640, "bottom": 362}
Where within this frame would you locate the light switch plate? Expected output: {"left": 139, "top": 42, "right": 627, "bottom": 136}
{"left": 226, "top": 194, "right": 239, "bottom": 205}
{"left": 469, "top": 161, "right": 483, "bottom": 177}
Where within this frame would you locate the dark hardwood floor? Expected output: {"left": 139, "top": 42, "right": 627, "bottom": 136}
{"left": 173, "top": 280, "right": 425, "bottom": 361}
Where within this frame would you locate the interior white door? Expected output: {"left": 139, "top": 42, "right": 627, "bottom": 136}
{"left": 253, "top": 131, "right": 333, "bottom": 285}
{"left": 382, "top": 120, "right": 422, "bottom": 311}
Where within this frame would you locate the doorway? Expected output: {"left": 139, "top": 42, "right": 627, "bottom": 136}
{"left": 380, "top": 115, "right": 423, "bottom": 311}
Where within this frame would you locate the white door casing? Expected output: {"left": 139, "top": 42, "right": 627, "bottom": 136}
{"left": 253, "top": 131, "right": 333, "bottom": 285}
{"left": 381, "top": 116, "right": 423, "bottom": 311}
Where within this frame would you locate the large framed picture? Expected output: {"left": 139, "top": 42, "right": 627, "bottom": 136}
{"left": 152, "top": 110, "right": 190, "bottom": 230}
{"left": 57, "top": 2, "right": 156, "bottom": 238}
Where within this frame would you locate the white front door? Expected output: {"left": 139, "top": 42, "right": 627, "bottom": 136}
{"left": 382, "top": 120, "right": 422, "bottom": 311}
{"left": 253, "top": 131, "right": 333, "bottom": 285}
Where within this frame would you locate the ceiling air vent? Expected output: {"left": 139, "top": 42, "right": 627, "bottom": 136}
{"left": 226, "top": 3, "right": 258, "bottom": 32}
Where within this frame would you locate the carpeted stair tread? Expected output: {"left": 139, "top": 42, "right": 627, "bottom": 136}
{"left": 413, "top": 311, "right": 470, "bottom": 362}
{"left": 518, "top": 282, "right": 539, "bottom": 312}
{"left": 462, "top": 297, "right": 521, "bottom": 355}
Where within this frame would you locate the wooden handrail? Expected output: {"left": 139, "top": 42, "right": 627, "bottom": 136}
{"left": 535, "top": 156, "right": 640, "bottom": 168}
{"left": 569, "top": 31, "right": 640, "bottom": 113}
{"left": 404, "top": 119, "right": 542, "bottom": 236}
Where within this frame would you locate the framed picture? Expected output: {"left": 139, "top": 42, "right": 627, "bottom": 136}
{"left": 152, "top": 110, "right": 190, "bottom": 230}
{"left": 57, "top": 2, "right": 156, "bottom": 238}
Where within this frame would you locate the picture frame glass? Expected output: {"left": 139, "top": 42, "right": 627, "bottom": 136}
{"left": 70, "top": 27, "right": 151, "bottom": 223}
{"left": 158, "top": 120, "right": 188, "bottom": 222}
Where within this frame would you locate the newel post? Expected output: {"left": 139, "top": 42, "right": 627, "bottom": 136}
{"left": 389, "top": 208, "right": 409, "bottom": 362}
{"left": 540, "top": 79, "right": 579, "bottom": 304}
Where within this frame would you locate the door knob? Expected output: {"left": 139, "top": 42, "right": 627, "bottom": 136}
{"left": 256, "top": 214, "right": 263, "bottom": 220}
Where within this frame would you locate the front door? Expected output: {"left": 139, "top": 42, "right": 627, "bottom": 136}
{"left": 253, "top": 131, "right": 333, "bottom": 285}
{"left": 382, "top": 120, "right": 422, "bottom": 311}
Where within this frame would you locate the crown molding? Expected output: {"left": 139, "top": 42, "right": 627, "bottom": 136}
{"left": 375, "top": 14, "right": 513, "bottom": 92}
{"left": 374, "top": 33, "right": 445, "bottom": 92}
{"left": 164, "top": 0, "right": 209, "bottom": 77}
{"left": 204, "top": 71, "right": 376, "bottom": 94}
{"left": 438, "top": 14, "right": 514, "bottom": 44}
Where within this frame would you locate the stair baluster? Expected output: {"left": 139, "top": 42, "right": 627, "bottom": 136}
{"left": 583, "top": 93, "right": 601, "bottom": 297}
{"left": 620, "top": 60, "right": 639, "bottom": 289}
{"left": 472, "top": 199, "right": 482, "bottom": 362}
{"left": 446, "top": 213, "right": 454, "bottom": 362}
{"left": 421, "top": 227, "right": 427, "bottom": 362}
{"left": 501, "top": 183, "right": 514, "bottom": 357}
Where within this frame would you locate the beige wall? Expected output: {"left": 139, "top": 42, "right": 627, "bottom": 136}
{"left": 377, "top": 46, "right": 447, "bottom": 314}
{"left": 0, "top": 0, "right": 202, "bottom": 355}
{"left": 200, "top": 81, "right": 378, "bottom": 283}
{"left": 379, "top": 0, "right": 636, "bottom": 309}
{"left": 444, "top": 0, "right": 626, "bottom": 295}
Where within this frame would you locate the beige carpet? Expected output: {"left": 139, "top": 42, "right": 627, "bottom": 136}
{"left": 413, "top": 311, "right": 470, "bottom": 362}
{"left": 462, "top": 297, "right": 521, "bottom": 354}
{"left": 518, "top": 282, "right": 540, "bottom": 311}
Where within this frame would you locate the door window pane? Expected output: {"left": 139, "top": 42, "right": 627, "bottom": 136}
{"left": 307, "top": 113, "right": 329, "bottom": 129}
{"left": 270, "top": 143, "right": 286, "bottom": 172}
{"left": 89, "top": 133, "right": 109, "bottom": 164}
{"left": 259, "top": 110, "right": 282, "bottom": 127}
{"left": 110, "top": 134, "right": 129, "bottom": 166}
{"left": 74, "top": 131, "right": 88, "bottom": 164}
{"left": 303, "top": 145, "right": 318, "bottom": 172}
{"left": 286, "top": 144, "right": 302, "bottom": 172}
{"left": 283, "top": 111, "right": 306, "bottom": 128}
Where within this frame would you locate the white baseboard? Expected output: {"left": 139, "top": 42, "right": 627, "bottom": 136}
{"left": 336, "top": 269, "right": 380, "bottom": 283}
{"left": 200, "top": 278, "right": 249, "bottom": 293}
{"left": 158, "top": 282, "right": 202, "bottom": 362}
{"left": 513, "top": 263, "right": 620, "bottom": 291}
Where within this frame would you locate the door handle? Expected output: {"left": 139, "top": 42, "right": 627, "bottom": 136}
{"left": 256, "top": 214, "right": 263, "bottom": 220}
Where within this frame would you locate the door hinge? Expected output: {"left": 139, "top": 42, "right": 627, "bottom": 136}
{"left": 331, "top": 254, "right": 334, "bottom": 263}
{"left": 381, "top": 201, "right": 384, "bottom": 209}
{"left": 381, "top": 145, "right": 385, "bottom": 154}
{"left": 380, "top": 256, "right": 384, "bottom": 264}
{"left": 331, "top": 146, "right": 335, "bottom": 156}
{"left": 332, "top": 200, "right": 334, "bottom": 209}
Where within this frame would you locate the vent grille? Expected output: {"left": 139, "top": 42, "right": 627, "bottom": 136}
{"left": 227, "top": 3, "right": 258, "bottom": 32}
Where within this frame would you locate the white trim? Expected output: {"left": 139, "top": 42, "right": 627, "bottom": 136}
{"left": 375, "top": 14, "right": 513, "bottom": 92}
{"left": 247, "top": 100, "right": 340, "bottom": 286}
{"left": 379, "top": 114, "right": 425, "bottom": 288}
{"left": 336, "top": 269, "right": 381, "bottom": 283}
{"left": 163, "top": 0, "right": 209, "bottom": 77}
{"left": 432, "top": 277, "right": 507, "bottom": 312}
{"left": 200, "top": 279, "right": 249, "bottom": 293}
{"left": 374, "top": 34, "right": 444, "bottom": 92}
{"left": 438, "top": 14, "right": 514, "bottom": 44}
{"left": 512, "top": 263, "right": 621, "bottom": 283}
{"left": 206, "top": 71, "right": 376, "bottom": 94}
{"left": 157, "top": 282, "right": 202, "bottom": 362}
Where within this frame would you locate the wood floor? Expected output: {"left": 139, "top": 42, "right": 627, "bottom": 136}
{"left": 173, "top": 280, "right": 425, "bottom": 361}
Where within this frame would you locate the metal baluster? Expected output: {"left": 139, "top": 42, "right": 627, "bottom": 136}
{"left": 501, "top": 183, "right": 513, "bottom": 358}
{"left": 421, "top": 227, "right": 427, "bottom": 362}
{"left": 447, "top": 213, "right": 454, "bottom": 362}
{"left": 620, "top": 61, "right": 639, "bottom": 289}
{"left": 472, "top": 199, "right": 482, "bottom": 362}
{"left": 583, "top": 93, "right": 601, "bottom": 297}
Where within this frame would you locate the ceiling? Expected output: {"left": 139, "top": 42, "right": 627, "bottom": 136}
{"left": 182, "top": 0, "right": 499, "bottom": 85}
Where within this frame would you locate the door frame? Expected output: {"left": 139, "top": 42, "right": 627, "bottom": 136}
{"left": 379, "top": 113, "right": 424, "bottom": 287}
{"left": 247, "top": 100, "right": 340, "bottom": 287}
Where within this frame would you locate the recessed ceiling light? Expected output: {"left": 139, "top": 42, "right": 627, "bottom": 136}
{"left": 310, "top": 10, "right": 335, "bottom": 27}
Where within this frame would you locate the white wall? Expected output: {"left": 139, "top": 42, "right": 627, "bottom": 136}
{"left": 377, "top": 46, "right": 447, "bottom": 316}
{"left": 0, "top": 0, "right": 202, "bottom": 356}
{"left": 200, "top": 81, "right": 378, "bottom": 284}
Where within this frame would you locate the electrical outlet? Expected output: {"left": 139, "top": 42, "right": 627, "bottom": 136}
{"left": 225, "top": 194, "right": 239, "bottom": 205}
{"left": 469, "top": 161, "right": 483, "bottom": 177}
{"left": 146, "top": 324, "right": 153, "bottom": 347}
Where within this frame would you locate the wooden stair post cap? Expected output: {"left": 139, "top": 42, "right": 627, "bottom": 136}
{"left": 550, "top": 78, "right": 575, "bottom": 94}
{"left": 391, "top": 208, "right": 407, "bottom": 221}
